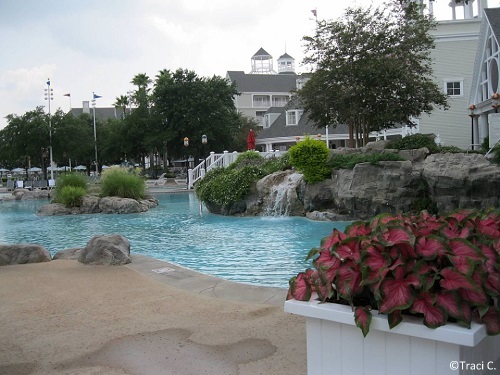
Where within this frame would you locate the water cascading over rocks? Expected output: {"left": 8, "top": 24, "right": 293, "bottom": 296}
{"left": 250, "top": 171, "right": 305, "bottom": 217}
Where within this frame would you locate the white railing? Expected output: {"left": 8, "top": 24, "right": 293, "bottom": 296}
{"left": 188, "top": 150, "right": 285, "bottom": 189}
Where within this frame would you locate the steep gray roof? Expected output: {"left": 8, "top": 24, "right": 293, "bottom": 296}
{"left": 256, "top": 98, "right": 403, "bottom": 140}
{"left": 226, "top": 71, "right": 298, "bottom": 92}
{"left": 252, "top": 48, "right": 272, "bottom": 58}
{"left": 278, "top": 52, "right": 294, "bottom": 60}
{"left": 256, "top": 101, "right": 350, "bottom": 140}
{"left": 484, "top": 8, "right": 500, "bottom": 40}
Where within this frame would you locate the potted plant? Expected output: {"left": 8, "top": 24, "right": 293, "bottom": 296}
{"left": 286, "top": 209, "right": 499, "bottom": 374}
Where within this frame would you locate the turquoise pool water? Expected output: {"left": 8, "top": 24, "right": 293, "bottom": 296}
{"left": 0, "top": 193, "right": 349, "bottom": 288}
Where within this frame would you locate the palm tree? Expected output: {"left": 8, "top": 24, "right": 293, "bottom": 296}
{"left": 130, "top": 73, "right": 152, "bottom": 108}
{"left": 114, "top": 95, "right": 129, "bottom": 119}
{"left": 131, "top": 73, "right": 152, "bottom": 89}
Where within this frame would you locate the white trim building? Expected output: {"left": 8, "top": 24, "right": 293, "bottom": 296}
{"left": 469, "top": 6, "right": 500, "bottom": 150}
{"left": 418, "top": 0, "right": 489, "bottom": 149}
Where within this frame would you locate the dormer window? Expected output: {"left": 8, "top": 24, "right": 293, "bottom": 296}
{"left": 286, "top": 110, "right": 303, "bottom": 126}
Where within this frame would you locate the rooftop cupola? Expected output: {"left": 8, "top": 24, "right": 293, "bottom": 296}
{"left": 277, "top": 52, "right": 295, "bottom": 74}
{"left": 250, "top": 48, "right": 276, "bottom": 74}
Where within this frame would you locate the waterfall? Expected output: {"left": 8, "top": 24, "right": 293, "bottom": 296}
{"left": 264, "top": 172, "right": 302, "bottom": 216}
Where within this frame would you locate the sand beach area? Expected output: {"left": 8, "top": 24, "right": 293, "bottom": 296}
{"left": 0, "top": 255, "right": 306, "bottom": 375}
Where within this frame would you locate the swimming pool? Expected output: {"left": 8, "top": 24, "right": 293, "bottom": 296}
{"left": 0, "top": 193, "right": 349, "bottom": 288}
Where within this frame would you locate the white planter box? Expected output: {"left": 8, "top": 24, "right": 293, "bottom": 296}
{"left": 285, "top": 299, "right": 500, "bottom": 375}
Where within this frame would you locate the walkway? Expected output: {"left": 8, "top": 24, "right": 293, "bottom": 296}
{"left": 128, "top": 254, "right": 287, "bottom": 305}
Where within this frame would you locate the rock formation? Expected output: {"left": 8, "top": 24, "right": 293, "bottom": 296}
{"left": 0, "top": 244, "right": 51, "bottom": 266}
{"left": 205, "top": 148, "right": 500, "bottom": 220}
{"left": 36, "top": 196, "right": 159, "bottom": 216}
{"left": 78, "top": 234, "right": 131, "bottom": 265}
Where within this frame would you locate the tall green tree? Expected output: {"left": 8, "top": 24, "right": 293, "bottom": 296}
{"left": 52, "top": 111, "right": 95, "bottom": 169}
{"left": 130, "top": 73, "right": 152, "bottom": 108}
{"left": 0, "top": 107, "right": 49, "bottom": 174}
{"left": 121, "top": 73, "right": 154, "bottom": 168}
{"left": 299, "top": 0, "right": 448, "bottom": 147}
{"left": 152, "top": 68, "right": 242, "bottom": 163}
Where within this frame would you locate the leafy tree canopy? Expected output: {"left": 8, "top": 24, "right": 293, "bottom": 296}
{"left": 299, "top": 0, "right": 448, "bottom": 146}
{"left": 152, "top": 68, "right": 243, "bottom": 160}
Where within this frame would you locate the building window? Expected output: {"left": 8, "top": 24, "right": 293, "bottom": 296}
{"left": 444, "top": 80, "right": 463, "bottom": 96}
{"left": 253, "top": 95, "right": 271, "bottom": 107}
{"left": 286, "top": 110, "right": 303, "bottom": 125}
{"left": 272, "top": 95, "right": 289, "bottom": 107}
{"left": 264, "top": 114, "right": 270, "bottom": 128}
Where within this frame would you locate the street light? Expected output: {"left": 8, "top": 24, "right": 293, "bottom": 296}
{"left": 44, "top": 79, "right": 54, "bottom": 180}
{"left": 184, "top": 137, "right": 189, "bottom": 189}
{"left": 201, "top": 134, "right": 208, "bottom": 171}
{"left": 492, "top": 93, "right": 500, "bottom": 113}
{"left": 468, "top": 104, "right": 478, "bottom": 150}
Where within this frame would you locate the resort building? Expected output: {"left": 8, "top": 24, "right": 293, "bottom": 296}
{"left": 226, "top": 48, "right": 299, "bottom": 124}
{"left": 255, "top": 99, "right": 406, "bottom": 152}
{"left": 418, "top": 0, "right": 489, "bottom": 150}
{"left": 69, "top": 101, "right": 129, "bottom": 121}
{"left": 255, "top": 0, "right": 500, "bottom": 152}
{"left": 469, "top": 6, "right": 500, "bottom": 151}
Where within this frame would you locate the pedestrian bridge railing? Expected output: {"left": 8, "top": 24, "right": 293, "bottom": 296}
{"left": 187, "top": 150, "right": 285, "bottom": 189}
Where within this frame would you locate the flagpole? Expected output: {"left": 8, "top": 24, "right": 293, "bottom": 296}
{"left": 45, "top": 79, "right": 54, "bottom": 180}
{"left": 92, "top": 92, "right": 99, "bottom": 176}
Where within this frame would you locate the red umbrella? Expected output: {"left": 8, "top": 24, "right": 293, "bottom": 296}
{"left": 247, "top": 129, "right": 256, "bottom": 150}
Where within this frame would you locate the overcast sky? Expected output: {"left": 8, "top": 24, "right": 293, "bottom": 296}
{"left": 0, "top": 0, "right": 490, "bottom": 130}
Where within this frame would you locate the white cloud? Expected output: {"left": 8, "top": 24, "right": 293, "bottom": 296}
{"left": 1, "top": 0, "right": 497, "bottom": 129}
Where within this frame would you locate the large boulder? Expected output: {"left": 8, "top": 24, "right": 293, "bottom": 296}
{"left": 0, "top": 244, "right": 51, "bottom": 266}
{"left": 79, "top": 195, "right": 101, "bottom": 214}
{"left": 99, "top": 197, "right": 141, "bottom": 214}
{"left": 422, "top": 153, "right": 500, "bottom": 212}
{"left": 78, "top": 234, "right": 131, "bottom": 265}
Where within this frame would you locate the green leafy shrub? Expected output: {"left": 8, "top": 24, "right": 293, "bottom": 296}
{"left": 329, "top": 152, "right": 405, "bottom": 170}
{"left": 386, "top": 133, "right": 439, "bottom": 152}
{"left": 262, "top": 153, "right": 291, "bottom": 175}
{"left": 55, "top": 173, "right": 87, "bottom": 190}
{"left": 288, "top": 137, "right": 330, "bottom": 183}
{"left": 196, "top": 152, "right": 291, "bottom": 207}
{"left": 100, "top": 167, "right": 146, "bottom": 200}
{"left": 58, "top": 186, "right": 87, "bottom": 207}
{"left": 53, "top": 173, "right": 88, "bottom": 205}
{"left": 196, "top": 166, "right": 261, "bottom": 206}
{"left": 229, "top": 151, "right": 265, "bottom": 169}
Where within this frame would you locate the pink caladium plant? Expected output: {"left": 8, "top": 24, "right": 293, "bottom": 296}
{"left": 287, "top": 209, "right": 500, "bottom": 337}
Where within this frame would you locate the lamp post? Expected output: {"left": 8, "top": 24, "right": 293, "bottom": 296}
{"left": 184, "top": 137, "right": 189, "bottom": 189}
{"left": 44, "top": 79, "right": 54, "bottom": 180}
{"left": 201, "top": 134, "right": 208, "bottom": 171}
{"left": 468, "top": 104, "right": 478, "bottom": 150}
{"left": 492, "top": 92, "right": 500, "bottom": 113}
